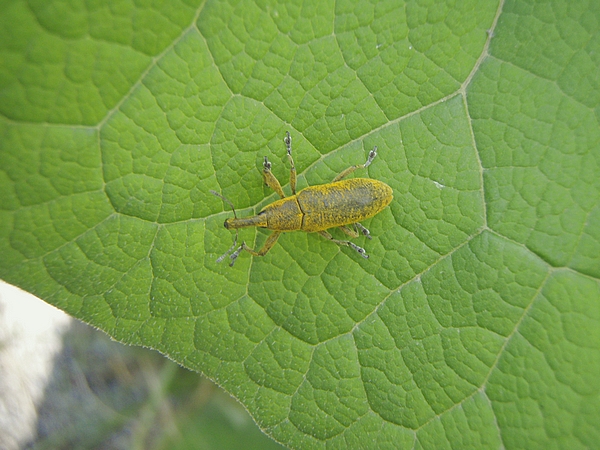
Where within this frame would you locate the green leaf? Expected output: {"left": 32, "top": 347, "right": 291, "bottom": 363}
{"left": 1, "top": 0, "right": 598, "bottom": 448}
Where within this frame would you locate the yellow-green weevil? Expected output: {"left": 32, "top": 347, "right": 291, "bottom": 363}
{"left": 211, "top": 132, "right": 393, "bottom": 266}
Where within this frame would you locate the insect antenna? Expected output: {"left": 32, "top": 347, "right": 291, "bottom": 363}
{"left": 210, "top": 190, "right": 238, "bottom": 218}
{"left": 210, "top": 190, "right": 241, "bottom": 264}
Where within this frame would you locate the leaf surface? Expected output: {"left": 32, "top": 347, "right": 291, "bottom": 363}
{"left": 1, "top": 0, "right": 599, "bottom": 448}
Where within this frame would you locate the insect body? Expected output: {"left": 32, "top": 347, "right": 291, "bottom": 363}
{"left": 212, "top": 132, "right": 393, "bottom": 266}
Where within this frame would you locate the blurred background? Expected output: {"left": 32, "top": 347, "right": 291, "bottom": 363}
{"left": 0, "top": 281, "right": 285, "bottom": 450}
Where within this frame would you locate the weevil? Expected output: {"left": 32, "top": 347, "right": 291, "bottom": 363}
{"left": 211, "top": 132, "right": 393, "bottom": 266}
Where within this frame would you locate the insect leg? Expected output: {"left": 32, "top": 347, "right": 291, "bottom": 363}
{"left": 284, "top": 131, "right": 297, "bottom": 194}
{"left": 353, "top": 222, "right": 372, "bottom": 240}
{"left": 262, "top": 156, "right": 286, "bottom": 198}
{"left": 216, "top": 232, "right": 239, "bottom": 263}
{"left": 338, "top": 223, "right": 372, "bottom": 240}
{"left": 332, "top": 146, "right": 378, "bottom": 182}
{"left": 338, "top": 225, "right": 359, "bottom": 238}
{"left": 317, "top": 230, "right": 369, "bottom": 259}
{"left": 228, "top": 232, "right": 282, "bottom": 266}
{"left": 211, "top": 189, "right": 244, "bottom": 263}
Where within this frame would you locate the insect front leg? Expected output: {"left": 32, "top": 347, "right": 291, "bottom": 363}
{"left": 317, "top": 230, "right": 369, "bottom": 259}
{"left": 284, "top": 131, "right": 297, "bottom": 194}
{"left": 262, "top": 156, "right": 286, "bottom": 198}
{"left": 332, "top": 146, "right": 378, "bottom": 182}
{"left": 228, "top": 231, "right": 282, "bottom": 266}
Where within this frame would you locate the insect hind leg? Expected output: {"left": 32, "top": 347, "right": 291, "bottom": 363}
{"left": 332, "top": 146, "right": 377, "bottom": 182}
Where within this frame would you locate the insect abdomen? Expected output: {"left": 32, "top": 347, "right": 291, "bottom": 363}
{"left": 297, "top": 178, "right": 393, "bottom": 232}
